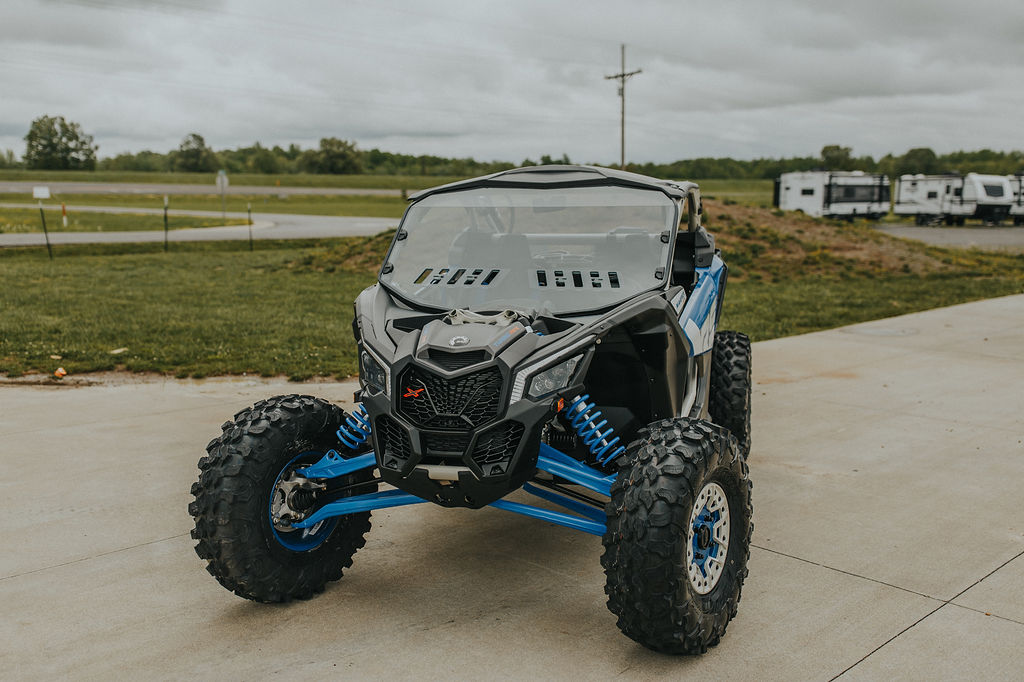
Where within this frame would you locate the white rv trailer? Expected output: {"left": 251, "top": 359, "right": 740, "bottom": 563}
{"left": 773, "top": 171, "right": 890, "bottom": 219}
{"left": 893, "top": 173, "right": 1013, "bottom": 225}
{"left": 1009, "top": 174, "right": 1023, "bottom": 226}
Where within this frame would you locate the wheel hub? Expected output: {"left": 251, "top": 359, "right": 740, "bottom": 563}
{"left": 685, "top": 482, "right": 731, "bottom": 595}
{"left": 271, "top": 468, "right": 326, "bottom": 530}
{"left": 696, "top": 525, "right": 712, "bottom": 550}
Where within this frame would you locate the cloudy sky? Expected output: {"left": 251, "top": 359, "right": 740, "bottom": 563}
{"left": 2, "top": 0, "right": 1022, "bottom": 164}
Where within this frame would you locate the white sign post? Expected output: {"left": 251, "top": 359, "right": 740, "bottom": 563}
{"left": 216, "top": 170, "right": 229, "bottom": 220}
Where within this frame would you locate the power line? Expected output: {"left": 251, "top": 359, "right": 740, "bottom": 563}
{"left": 605, "top": 44, "right": 641, "bottom": 169}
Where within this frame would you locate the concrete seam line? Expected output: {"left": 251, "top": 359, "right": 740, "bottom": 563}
{"left": 829, "top": 546, "right": 1024, "bottom": 680}
{"left": 0, "top": 532, "right": 191, "bottom": 582}
{"left": 944, "top": 602, "right": 1024, "bottom": 628}
{"left": 752, "top": 544, "right": 940, "bottom": 602}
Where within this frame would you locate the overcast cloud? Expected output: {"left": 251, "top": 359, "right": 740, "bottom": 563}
{"left": 1, "top": 0, "right": 1022, "bottom": 164}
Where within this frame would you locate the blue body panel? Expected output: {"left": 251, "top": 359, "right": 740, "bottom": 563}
{"left": 679, "top": 254, "right": 726, "bottom": 356}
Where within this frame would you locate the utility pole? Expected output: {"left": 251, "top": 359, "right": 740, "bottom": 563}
{"left": 605, "top": 44, "right": 641, "bottom": 170}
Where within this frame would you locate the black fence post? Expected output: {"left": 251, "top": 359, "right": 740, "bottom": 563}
{"left": 38, "top": 201, "right": 53, "bottom": 260}
{"left": 163, "top": 195, "right": 169, "bottom": 252}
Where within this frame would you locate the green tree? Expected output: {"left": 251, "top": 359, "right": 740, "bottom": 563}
{"left": 171, "top": 133, "right": 219, "bottom": 172}
{"left": 23, "top": 115, "right": 98, "bottom": 170}
{"left": 540, "top": 153, "right": 571, "bottom": 165}
{"left": 246, "top": 143, "right": 281, "bottom": 173}
{"left": 820, "top": 144, "right": 853, "bottom": 170}
{"left": 896, "top": 147, "right": 939, "bottom": 176}
{"left": 298, "top": 137, "right": 362, "bottom": 174}
{"left": 0, "top": 149, "right": 18, "bottom": 168}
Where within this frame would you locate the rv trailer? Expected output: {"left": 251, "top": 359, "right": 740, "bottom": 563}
{"left": 773, "top": 171, "right": 890, "bottom": 220}
{"left": 1009, "top": 174, "right": 1023, "bottom": 226}
{"left": 893, "top": 173, "right": 1013, "bottom": 225}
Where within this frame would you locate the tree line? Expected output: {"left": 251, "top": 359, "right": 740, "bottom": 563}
{"left": 3, "top": 115, "right": 1022, "bottom": 178}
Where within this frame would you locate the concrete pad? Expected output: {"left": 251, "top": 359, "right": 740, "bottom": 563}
{"left": 749, "top": 295, "right": 1024, "bottom": 598}
{"left": 3, "top": 294, "right": 1024, "bottom": 678}
{"left": 753, "top": 419, "right": 1024, "bottom": 598}
{"left": 0, "top": 506, "right": 937, "bottom": 680}
{"left": 838, "top": 604, "right": 1024, "bottom": 680}
{"left": 0, "top": 379, "right": 358, "bottom": 578}
{"left": 954, "top": 552, "right": 1024, "bottom": 623}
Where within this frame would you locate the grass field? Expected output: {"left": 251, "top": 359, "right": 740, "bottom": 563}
{"left": 0, "top": 169, "right": 465, "bottom": 190}
{"left": 0, "top": 207, "right": 247, "bottom": 233}
{"left": 3, "top": 199, "right": 1022, "bottom": 380}
{"left": 692, "top": 179, "right": 774, "bottom": 206}
{"left": 0, "top": 193, "right": 409, "bottom": 218}
{"left": 0, "top": 169, "right": 775, "bottom": 203}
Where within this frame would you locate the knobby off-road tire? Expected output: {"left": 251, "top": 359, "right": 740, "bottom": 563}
{"left": 708, "top": 330, "right": 752, "bottom": 457}
{"left": 602, "top": 419, "right": 752, "bottom": 654}
{"left": 189, "top": 394, "right": 374, "bottom": 603}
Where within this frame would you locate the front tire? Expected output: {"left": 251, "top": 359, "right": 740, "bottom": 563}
{"left": 602, "top": 419, "right": 752, "bottom": 654}
{"left": 189, "top": 394, "right": 375, "bottom": 603}
{"left": 708, "top": 330, "right": 752, "bottom": 457}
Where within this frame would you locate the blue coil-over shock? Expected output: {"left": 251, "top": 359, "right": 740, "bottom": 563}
{"left": 337, "top": 405, "right": 371, "bottom": 449}
{"left": 564, "top": 394, "right": 626, "bottom": 466}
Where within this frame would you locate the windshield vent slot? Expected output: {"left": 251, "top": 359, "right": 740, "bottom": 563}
{"left": 481, "top": 269, "right": 500, "bottom": 285}
{"left": 534, "top": 270, "right": 622, "bottom": 289}
{"left": 447, "top": 268, "right": 466, "bottom": 284}
{"left": 414, "top": 268, "right": 432, "bottom": 284}
{"left": 428, "top": 268, "right": 449, "bottom": 284}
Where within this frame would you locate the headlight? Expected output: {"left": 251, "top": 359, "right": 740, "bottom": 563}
{"left": 526, "top": 355, "right": 581, "bottom": 400}
{"left": 360, "top": 348, "right": 388, "bottom": 395}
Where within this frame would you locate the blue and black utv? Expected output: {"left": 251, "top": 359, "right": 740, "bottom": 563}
{"left": 189, "top": 165, "right": 753, "bottom": 654}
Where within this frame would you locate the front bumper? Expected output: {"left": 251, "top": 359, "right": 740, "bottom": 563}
{"left": 361, "top": 381, "right": 555, "bottom": 508}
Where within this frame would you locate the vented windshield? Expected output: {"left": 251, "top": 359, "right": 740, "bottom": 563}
{"left": 380, "top": 186, "right": 676, "bottom": 314}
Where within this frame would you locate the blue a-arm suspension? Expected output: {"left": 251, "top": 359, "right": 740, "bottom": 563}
{"left": 289, "top": 405, "right": 619, "bottom": 536}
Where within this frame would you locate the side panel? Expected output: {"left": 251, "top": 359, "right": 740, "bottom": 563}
{"left": 679, "top": 255, "right": 726, "bottom": 357}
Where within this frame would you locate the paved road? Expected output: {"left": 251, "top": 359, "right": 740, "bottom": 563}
{"left": 2, "top": 296, "right": 1023, "bottom": 679}
{"left": 876, "top": 223, "right": 1024, "bottom": 252}
{"left": 0, "top": 202, "right": 396, "bottom": 245}
{"left": 0, "top": 180, "right": 402, "bottom": 197}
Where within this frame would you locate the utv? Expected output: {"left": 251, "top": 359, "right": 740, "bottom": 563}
{"left": 189, "top": 165, "right": 753, "bottom": 654}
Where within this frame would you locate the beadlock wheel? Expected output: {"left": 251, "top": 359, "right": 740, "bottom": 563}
{"left": 686, "top": 482, "right": 731, "bottom": 595}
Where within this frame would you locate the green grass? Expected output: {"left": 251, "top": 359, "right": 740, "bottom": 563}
{"left": 0, "top": 207, "right": 247, "bottom": 233}
{"left": 0, "top": 169, "right": 463, "bottom": 190}
{"left": 697, "top": 179, "right": 774, "bottom": 207}
{"left": 0, "top": 240, "right": 370, "bottom": 380}
{"left": 2, "top": 236, "right": 1022, "bottom": 380}
{"left": 720, "top": 275, "right": 1023, "bottom": 339}
{"left": 0, "top": 193, "right": 408, "bottom": 218}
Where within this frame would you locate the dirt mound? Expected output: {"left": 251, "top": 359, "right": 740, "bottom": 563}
{"left": 705, "top": 200, "right": 949, "bottom": 282}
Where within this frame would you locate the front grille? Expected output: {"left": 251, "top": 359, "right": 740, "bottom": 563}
{"left": 427, "top": 349, "right": 487, "bottom": 371}
{"left": 471, "top": 421, "right": 525, "bottom": 470}
{"left": 423, "top": 432, "right": 470, "bottom": 455}
{"left": 375, "top": 414, "right": 412, "bottom": 470}
{"left": 398, "top": 365, "right": 503, "bottom": 431}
